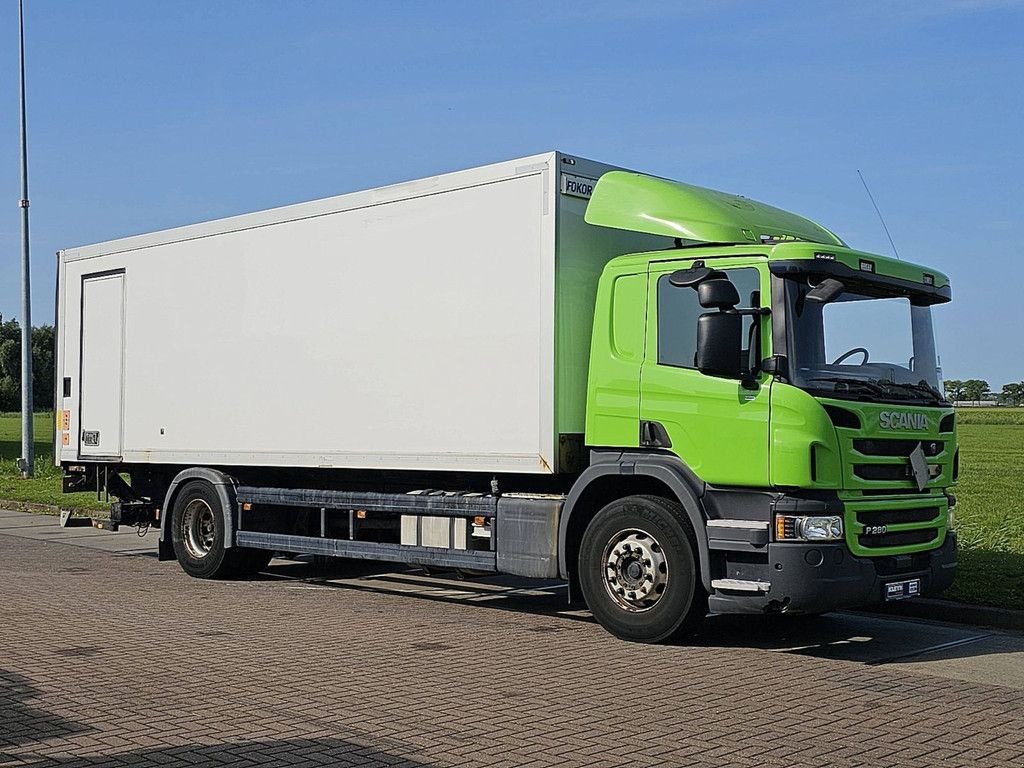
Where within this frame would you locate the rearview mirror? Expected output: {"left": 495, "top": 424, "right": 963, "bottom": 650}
{"left": 804, "top": 278, "right": 844, "bottom": 304}
{"left": 697, "top": 278, "right": 740, "bottom": 309}
{"left": 696, "top": 311, "right": 743, "bottom": 378}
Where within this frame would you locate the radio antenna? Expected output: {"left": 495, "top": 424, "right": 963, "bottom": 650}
{"left": 857, "top": 169, "right": 900, "bottom": 260}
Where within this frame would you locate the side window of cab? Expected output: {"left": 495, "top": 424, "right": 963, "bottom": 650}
{"left": 656, "top": 267, "right": 760, "bottom": 370}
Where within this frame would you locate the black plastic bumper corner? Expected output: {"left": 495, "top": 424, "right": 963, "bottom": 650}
{"left": 708, "top": 533, "right": 958, "bottom": 615}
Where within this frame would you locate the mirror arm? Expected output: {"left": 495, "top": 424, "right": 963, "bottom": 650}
{"left": 730, "top": 307, "right": 771, "bottom": 387}
{"left": 761, "top": 355, "right": 787, "bottom": 377}
{"left": 741, "top": 324, "right": 760, "bottom": 390}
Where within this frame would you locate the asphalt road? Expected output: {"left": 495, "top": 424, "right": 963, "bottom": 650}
{"left": 2, "top": 508, "right": 1024, "bottom": 767}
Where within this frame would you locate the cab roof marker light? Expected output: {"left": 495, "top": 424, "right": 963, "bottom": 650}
{"left": 923, "top": 273, "right": 935, "bottom": 285}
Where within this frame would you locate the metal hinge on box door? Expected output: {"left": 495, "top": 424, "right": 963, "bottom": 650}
{"left": 82, "top": 430, "right": 100, "bottom": 447}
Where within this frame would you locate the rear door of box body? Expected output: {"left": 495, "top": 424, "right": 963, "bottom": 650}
{"left": 78, "top": 271, "right": 126, "bottom": 459}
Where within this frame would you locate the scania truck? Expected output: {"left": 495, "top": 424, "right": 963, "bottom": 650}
{"left": 56, "top": 152, "right": 957, "bottom": 643}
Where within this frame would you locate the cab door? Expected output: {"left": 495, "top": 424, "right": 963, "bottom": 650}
{"left": 639, "top": 258, "right": 772, "bottom": 487}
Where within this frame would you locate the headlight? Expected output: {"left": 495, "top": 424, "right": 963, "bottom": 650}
{"left": 800, "top": 516, "right": 844, "bottom": 540}
{"left": 775, "top": 514, "right": 844, "bottom": 541}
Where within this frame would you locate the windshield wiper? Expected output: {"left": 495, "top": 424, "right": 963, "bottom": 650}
{"left": 873, "top": 379, "right": 946, "bottom": 403}
{"left": 807, "top": 377, "right": 888, "bottom": 396}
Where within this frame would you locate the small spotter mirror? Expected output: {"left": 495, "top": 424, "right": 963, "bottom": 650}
{"left": 668, "top": 266, "right": 725, "bottom": 287}
{"left": 805, "top": 278, "right": 845, "bottom": 305}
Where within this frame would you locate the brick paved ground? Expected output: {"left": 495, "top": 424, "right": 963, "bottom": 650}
{"left": 2, "top": 533, "right": 1024, "bottom": 768}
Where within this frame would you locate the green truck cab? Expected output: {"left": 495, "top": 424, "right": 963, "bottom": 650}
{"left": 567, "top": 171, "right": 956, "bottom": 640}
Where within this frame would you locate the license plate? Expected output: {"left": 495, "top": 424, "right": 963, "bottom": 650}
{"left": 884, "top": 578, "right": 921, "bottom": 601}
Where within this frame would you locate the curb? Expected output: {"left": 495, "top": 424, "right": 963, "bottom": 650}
{"left": 862, "top": 597, "right": 1024, "bottom": 632}
{"left": 0, "top": 500, "right": 97, "bottom": 518}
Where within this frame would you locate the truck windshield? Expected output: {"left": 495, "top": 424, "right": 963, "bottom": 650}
{"left": 784, "top": 279, "right": 945, "bottom": 405}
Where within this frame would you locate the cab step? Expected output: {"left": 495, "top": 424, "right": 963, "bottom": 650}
{"left": 711, "top": 578, "right": 771, "bottom": 593}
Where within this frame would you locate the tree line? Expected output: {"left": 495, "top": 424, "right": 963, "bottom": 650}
{"left": 0, "top": 317, "right": 54, "bottom": 412}
{"left": 944, "top": 379, "right": 1024, "bottom": 406}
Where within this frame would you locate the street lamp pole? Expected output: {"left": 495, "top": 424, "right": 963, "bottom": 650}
{"left": 17, "top": 0, "right": 35, "bottom": 478}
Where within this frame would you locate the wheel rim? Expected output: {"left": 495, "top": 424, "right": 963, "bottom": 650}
{"left": 601, "top": 528, "right": 669, "bottom": 612}
{"left": 182, "top": 498, "right": 216, "bottom": 559}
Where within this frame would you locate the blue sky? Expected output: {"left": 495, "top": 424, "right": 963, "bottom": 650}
{"left": 1, "top": 0, "right": 1021, "bottom": 387}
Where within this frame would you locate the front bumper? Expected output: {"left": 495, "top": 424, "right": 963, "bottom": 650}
{"left": 707, "top": 532, "right": 957, "bottom": 615}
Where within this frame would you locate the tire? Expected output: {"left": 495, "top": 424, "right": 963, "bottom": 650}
{"left": 578, "top": 495, "right": 707, "bottom": 643}
{"left": 171, "top": 479, "right": 271, "bottom": 579}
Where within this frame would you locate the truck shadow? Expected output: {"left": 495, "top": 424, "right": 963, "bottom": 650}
{"left": 0, "top": 669, "right": 91, "bottom": 757}
{"left": 689, "top": 612, "right": 1015, "bottom": 665}
{"left": 5, "top": 737, "right": 431, "bottom": 767}
{"left": 42, "top": 541, "right": 1011, "bottom": 670}
{"left": 257, "top": 557, "right": 1022, "bottom": 666}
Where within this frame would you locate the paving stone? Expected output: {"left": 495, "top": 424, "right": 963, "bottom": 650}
{"left": 1, "top": 533, "right": 1023, "bottom": 767}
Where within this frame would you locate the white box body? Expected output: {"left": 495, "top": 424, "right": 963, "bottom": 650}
{"left": 55, "top": 152, "right": 664, "bottom": 474}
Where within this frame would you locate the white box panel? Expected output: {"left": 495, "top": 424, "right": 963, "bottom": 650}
{"left": 56, "top": 152, "right": 666, "bottom": 474}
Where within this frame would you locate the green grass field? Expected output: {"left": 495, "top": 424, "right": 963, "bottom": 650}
{"left": 954, "top": 407, "right": 1024, "bottom": 426}
{"left": 1, "top": 408, "right": 1022, "bottom": 609}
{"left": 0, "top": 412, "right": 107, "bottom": 511}
{"left": 944, "top": 408, "right": 1024, "bottom": 609}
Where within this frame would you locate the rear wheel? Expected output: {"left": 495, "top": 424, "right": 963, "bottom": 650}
{"left": 171, "top": 480, "right": 271, "bottom": 579}
{"left": 578, "top": 495, "right": 707, "bottom": 643}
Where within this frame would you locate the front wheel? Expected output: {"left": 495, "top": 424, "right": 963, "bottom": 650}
{"left": 578, "top": 495, "right": 707, "bottom": 643}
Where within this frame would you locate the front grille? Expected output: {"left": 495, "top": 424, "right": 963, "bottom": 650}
{"left": 858, "top": 506, "right": 939, "bottom": 526}
{"left": 854, "top": 439, "right": 943, "bottom": 457}
{"left": 858, "top": 528, "right": 937, "bottom": 549}
{"left": 854, "top": 464, "right": 909, "bottom": 481}
{"left": 849, "top": 502, "right": 944, "bottom": 553}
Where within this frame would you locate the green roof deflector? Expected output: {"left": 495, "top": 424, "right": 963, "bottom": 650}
{"left": 584, "top": 171, "right": 846, "bottom": 248}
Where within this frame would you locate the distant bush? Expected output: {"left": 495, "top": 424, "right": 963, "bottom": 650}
{"left": 0, "top": 317, "right": 53, "bottom": 412}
